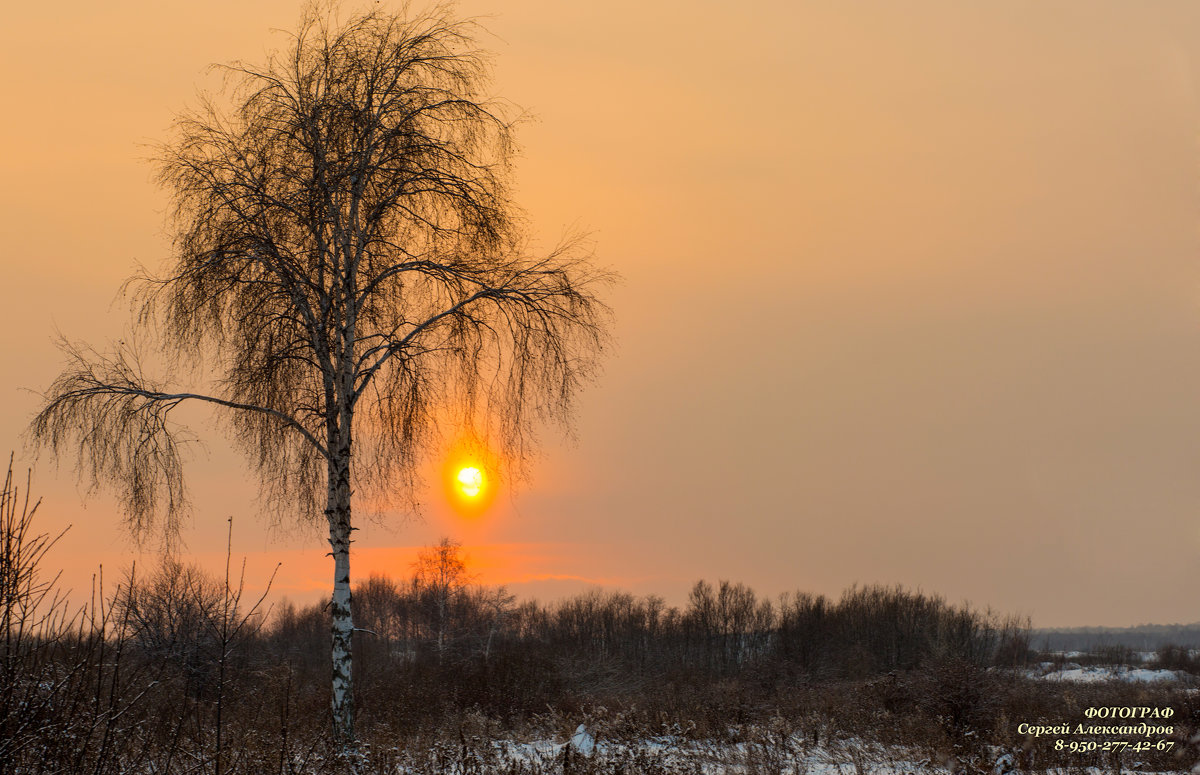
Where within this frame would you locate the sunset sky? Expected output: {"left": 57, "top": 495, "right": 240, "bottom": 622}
{"left": 4, "top": 1, "right": 1200, "bottom": 628}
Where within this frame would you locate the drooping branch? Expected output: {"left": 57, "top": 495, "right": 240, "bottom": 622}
{"left": 28, "top": 341, "right": 327, "bottom": 542}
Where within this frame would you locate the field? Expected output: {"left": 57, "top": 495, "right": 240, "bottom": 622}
{"left": 5, "top": 468, "right": 1200, "bottom": 774}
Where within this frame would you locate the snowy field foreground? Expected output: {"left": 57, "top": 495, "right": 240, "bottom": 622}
{"left": 493, "top": 737, "right": 955, "bottom": 775}
{"left": 1033, "top": 663, "right": 1185, "bottom": 683}
{"left": 365, "top": 728, "right": 1192, "bottom": 775}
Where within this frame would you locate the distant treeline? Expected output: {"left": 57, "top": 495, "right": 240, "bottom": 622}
{"left": 1032, "top": 624, "right": 1200, "bottom": 653}
{"left": 253, "top": 539, "right": 1034, "bottom": 726}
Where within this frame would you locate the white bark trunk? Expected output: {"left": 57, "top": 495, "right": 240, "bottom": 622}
{"left": 328, "top": 448, "right": 354, "bottom": 747}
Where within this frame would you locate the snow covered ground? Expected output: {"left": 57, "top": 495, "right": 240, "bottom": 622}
{"left": 1034, "top": 663, "right": 1183, "bottom": 683}
{"left": 383, "top": 729, "right": 1187, "bottom": 775}
{"left": 486, "top": 735, "right": 975, "bottom": 775}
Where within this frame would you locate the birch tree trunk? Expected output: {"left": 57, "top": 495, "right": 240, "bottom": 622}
{"left": 327, "top": 444, "right": 354, "bottom": 746}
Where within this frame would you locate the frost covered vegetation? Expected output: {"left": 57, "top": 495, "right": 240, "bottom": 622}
{"left": 5, "top": 476, "right": 1200, "bottom": 773}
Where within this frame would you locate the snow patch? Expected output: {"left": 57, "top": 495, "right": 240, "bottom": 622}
{"left": 569, "top": 724, "right": 595, "bottom": 756}
{"left": 1037, "top": 665, "right": 1181, "bottom": 683}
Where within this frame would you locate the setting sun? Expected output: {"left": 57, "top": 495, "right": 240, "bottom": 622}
{"left": 456, "top": 466, "right": 484, "bottom": 498}
{"left": 442, "top": 439, "right": 499, "bottom": 516}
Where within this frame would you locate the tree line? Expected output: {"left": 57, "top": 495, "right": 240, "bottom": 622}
{"left": 14, "top": 464, "right": 1192, "bottom": 775}
{"left": 261, "top": 539, "right": 1031, "bottom": 716}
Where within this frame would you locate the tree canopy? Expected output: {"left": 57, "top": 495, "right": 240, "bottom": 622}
{"left": 31, "top": 2, "right": 611, "bottom": 746}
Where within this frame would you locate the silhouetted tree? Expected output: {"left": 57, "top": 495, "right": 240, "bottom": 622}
{"left": 29, "top": 2, "right": 610, "bottom": 748}
{"left": 119, "top": 557, "right": 224, "bottom": 687}
{"left": 413, "top": 538, "right": 471, "bottom": 657}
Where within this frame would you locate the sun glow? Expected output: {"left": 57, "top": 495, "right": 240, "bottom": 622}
{"left": 456, "top": 466, "right": 484, "bottom": 498}
{"left": 442, "top": 438, "right": 499, "bottom": 516}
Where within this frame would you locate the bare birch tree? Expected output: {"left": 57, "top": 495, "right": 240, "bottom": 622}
{"left": 29, "top": 3, "right": 610, "bottom": 748}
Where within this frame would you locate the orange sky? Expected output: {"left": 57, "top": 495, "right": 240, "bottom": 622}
{"left": 5, "top": 1, "right": 1200, "bottom": 627}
